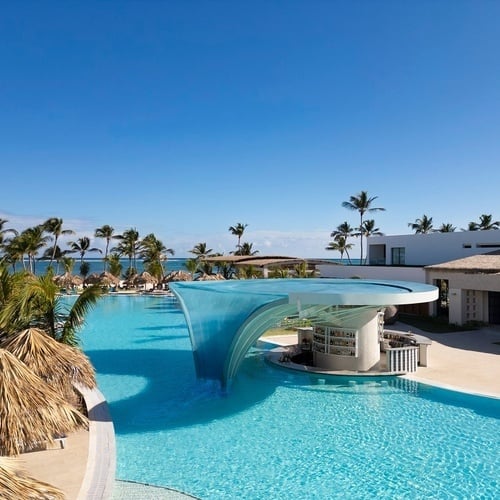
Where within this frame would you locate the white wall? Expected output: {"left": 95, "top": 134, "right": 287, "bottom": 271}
{"left": 367, "top": 230, "right": 500, "bottom": 266}
{"left": 318, "top": 264, "right": 426, "bottom": 282}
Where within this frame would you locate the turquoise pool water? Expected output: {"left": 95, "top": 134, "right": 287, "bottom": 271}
{"left": 79, "top": 295, "right": 500, "bottom": 499}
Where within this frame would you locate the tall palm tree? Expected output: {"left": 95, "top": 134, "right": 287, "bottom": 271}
{"left": 325, "top": 236, "right": 353, "bottom": 264}
{"left": 360, "top": 219, "right": 383, "bottom": 264}
{"left": 114, "top": 228, "right": 140, "bottom": 275}
{"left": 68, "top": 236, "right": 102, "bottom": 265}
{"left": 228, "top": 223, "right": 248, "bottom": 252}
{"left": 94, "top": 225, "right": 117, "bottom": 271}
{"left": 17, "top": 225, "right": 51, "bottom": 274}
{"left": 40, "top": 244, "right": 70, "bottom": 275}
{"left": 342, "top": 192, "right": 385, "bottom": 264}
{"left": 139, "top": 233, "right": 174, "bottom": 281}
{"left": 408, "top": 215, "right": 434, "bottom": 234}
{"left": 438, "top": 223, "right": 456, "bottom": 233}
{"left": 42, "top": 218, "right": 74, "bottom": 268}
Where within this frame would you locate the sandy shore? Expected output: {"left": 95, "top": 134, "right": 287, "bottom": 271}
{"left": 19, "top": 323, "right": 500, "bottom": 499}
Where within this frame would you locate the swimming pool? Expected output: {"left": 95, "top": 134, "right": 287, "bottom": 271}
{"left": 79, "top": 295, "right": 500, "bottom": 499}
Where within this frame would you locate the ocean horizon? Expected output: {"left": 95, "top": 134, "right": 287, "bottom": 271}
{"left": 12, "top": 257, "right": 360, "bottom": 277}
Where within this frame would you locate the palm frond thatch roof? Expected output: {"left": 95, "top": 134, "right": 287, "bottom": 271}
{"left": 53, "top": 273, "right": 83, "bottom": 287}
{"left": 425, "top": 250, "right": 500, "bottom": 273}
{"left": 163, "top": 270, "right": 193, "bottom": 282}
{"left": 0, "top": 456, "right": 64, "bottom": 499}
{"left": 0, "top": 349, "right": 88, "bottom": 456}
{"left": 133, "top": 271, "right": 158, "bottom": 284}
{"left": 0, "top": 328, "right": 96, "bottom": 392}
{"left": 195, "top": 273, "right": 226, "bottom": 281}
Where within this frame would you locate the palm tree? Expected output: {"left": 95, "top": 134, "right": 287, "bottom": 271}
{"left": 107, "top": 253, "right": 122, "bottom": 278}
{"left": 475, "top": 214, "right": 500, "bottom": 231}
{"left": 189, "top": 242, "right": 213, "bottom": 260}
{"left": 325, "top": 235, "right": 353, "bottom": 263}
{"left": 438, "top": 223, "right": 456, "bottom": 233}
{"left": 114, "top": 228, "right": 140, "bottom": 275}
{"left": 68, "top": 236, "right": 102, "bottom": 265}
{"left": 1, "top": 236, "right": 25, "bottom": 271}
{"left": 94, "top": 225, "right": 117, "bottom": 271}
{"left": 228, "top": 222, "right": 248, "bottom": 252}
{"left": 139, "top": 233, "right": 174, "bottom": 282}
{"left": 235, "top": 242, "right": 259, "bottom": 256}
{"left": 40, "top": 244, "right": 70, "bottom": 275}
{"left": 360, "top": 219, "right": 383, "bottom": 264}
{"left": 0, "top": 219, "right": 18, "bottom": 255}
{"left": 17, "top": 225, "right": 51, "bottom": 274}
{"left": 184, "top": 258, "right": 200, "bottom": 278}
{"left": 329, "top": 222, "right": 355, "bottom": 264}
{"left": 0, "top": 270, "right": 102, "bottom": 346}
{"left": 42, "top": 218, "right": 74, "bottom": 268}
{"left": 342, "top": 192, "right": 385, "bottom": 264}
{"left": 408, "top": 215, "right": 434, "bottom": 234}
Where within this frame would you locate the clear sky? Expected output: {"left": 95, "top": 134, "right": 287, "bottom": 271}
{"left": 1, "top": 1, "right": 499, "bottom": 258}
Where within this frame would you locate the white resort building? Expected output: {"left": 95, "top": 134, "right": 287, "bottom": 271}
{"left": 318, "top": 230, "right": 500, "bottom": 326}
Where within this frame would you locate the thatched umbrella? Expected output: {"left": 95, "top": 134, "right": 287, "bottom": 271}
{"left": 195, "top": 273, "right": 226, "bottom": 281}
{"left": 53, "top": 272, "right": 83, "bottom": 289}
{"left": 163, "top": 270, "right": 193, "bottom": 283}
{"left": 133, "top": 271, "right": 158, "bottom": 286}
{"left": 84, "top": 272, "right": 101, "bottom": 286}
{"left": 98, "top": 271, "right": 120, "bottom": 287}
{"left": 0, "top": 328, "right": 96, "bottom": 407}
{"left": 0, "top": 349, "right": 88, "bottom": 456}
{"left": 0, "top": 456, "right": 64, "bottom": 499}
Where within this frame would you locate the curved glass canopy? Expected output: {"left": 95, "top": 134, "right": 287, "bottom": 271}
{"left": 170, "top": 278, "right": 438, "bottom": 387}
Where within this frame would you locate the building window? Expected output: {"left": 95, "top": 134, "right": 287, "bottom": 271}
{"left": 391, "top": 247, "right": 405, "bottom": 265}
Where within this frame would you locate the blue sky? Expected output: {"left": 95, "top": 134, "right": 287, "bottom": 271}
{"left": 1, "top": 1, "right": 499, "bottom": 258}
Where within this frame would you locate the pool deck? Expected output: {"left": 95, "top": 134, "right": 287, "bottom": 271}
{"left": 19, "top": 323, "right": 500, "bottom": 499}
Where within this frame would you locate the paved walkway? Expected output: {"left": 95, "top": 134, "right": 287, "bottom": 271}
{"left": 19, "top": 324, "right": 500, "bottom": 499}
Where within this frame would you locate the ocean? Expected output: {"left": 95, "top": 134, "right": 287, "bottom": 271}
{"left": 13, "top": 257, "right": 354, "bottom": 277}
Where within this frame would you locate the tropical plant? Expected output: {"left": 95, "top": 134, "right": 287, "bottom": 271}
{"left": 235, "top": 242, "right": 259, "bottom": 256}
{"left": 342, "top": 192, "right": 385, "bottom": 264}
{"left": 0, "top": 218, "right": 18, "bottom": 256}
{"left": 0, "top": 270, "right": 102, "bottom": 346}
{"left": 271, "top": 267, "right": 290, "bottom": 278}
{"left": 42, "top": 218, "right": 74, "bottom": 268}
{"left": 189, "top": 242, "right": 213, "bottom": 260}
{"left": 408, "top": 215, "right": 434, "bottom": 234}
{"left": 184, "top": 258, "right": 200, "bottom": 277}
{"left": 60, "top": 256, "right": 75, "bottom": 274}
{"left": 68, "top": 236, "right": 102, "bottom": 264}
{"left": 360, "top": 219, "right": 383, "bottom": 264}
{"left": 40, "top": 244, "right": 70, "bottom": 275}
{"left": 438, "top": 223, "right": 456, "bottom": 232}
{"left": 114, "top": 228, "right": 140, "bottom": 274}
{"left": 107, "top": 253, "right": 122, "bottom": 277}
{"left": 16, "top": 225, "right": 51, "bottom": 273}
{"left": 139, "top": 233, "right": 174, "bottom": 281}
{"left": 467, "top": 214, "right": 500, "bottom": 231}
{"left": 79, "top": 261, "right": 90, "bottom": 279}
{"left": 94, "top": 224, "right": 117, "bottom": 271}
{"left": 325, "top": 236, "right": 353, "bottom": 263}
{"left": 228, "top": 222, "right": 248, "bottom": 251}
